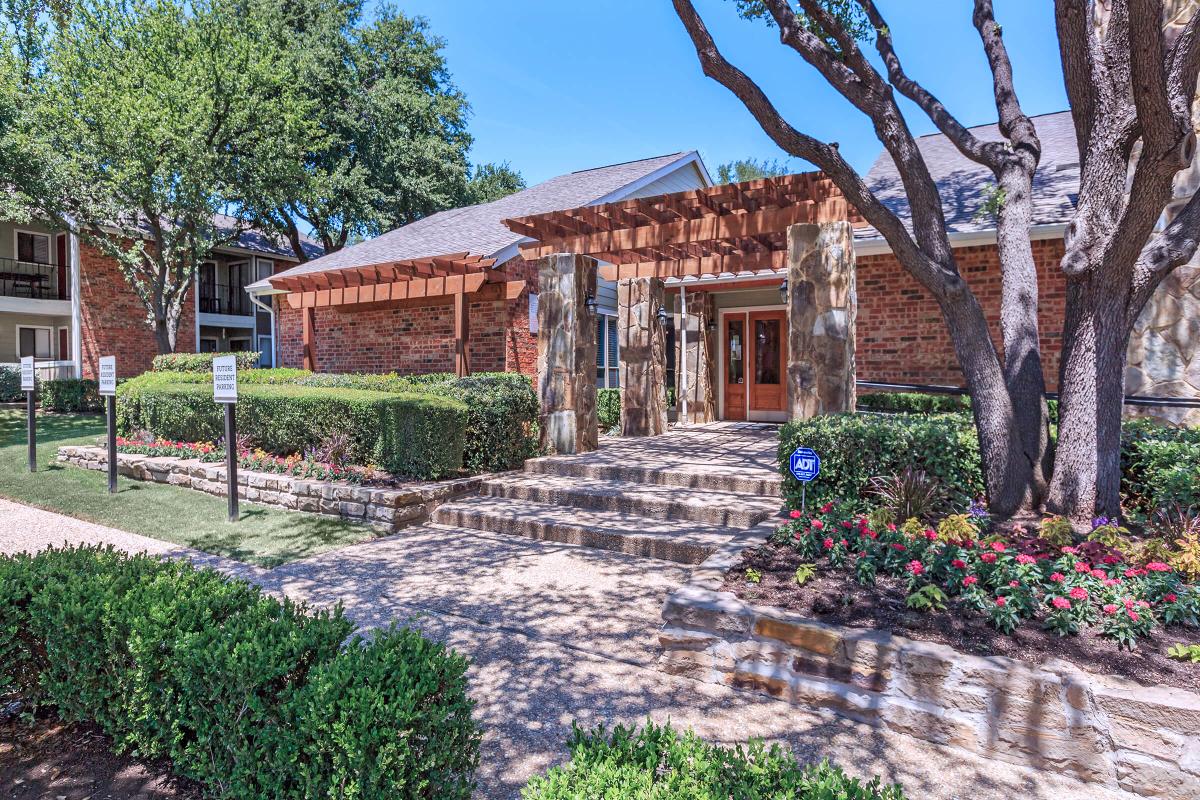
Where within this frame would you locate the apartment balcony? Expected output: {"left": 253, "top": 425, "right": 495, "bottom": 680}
{"left": 0, "top": 257, "right": 70, "bottom": 301}
{"left": 198, "top": 281, "right": 253, "bottom": 317}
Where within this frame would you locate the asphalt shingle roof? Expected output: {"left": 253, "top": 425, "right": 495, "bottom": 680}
{"left": 858, "top": 110, "right": 1080, "bottom": 240}
{"left": 256, "top": 152, "right": 698, "bottom": 289}
{"left": 211, "top": 213, "right": 322, "bottom": 260}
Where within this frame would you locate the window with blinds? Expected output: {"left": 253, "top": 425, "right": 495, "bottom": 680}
{"left": 595, "top": 315, "right": 620, "bottom": 388}
{"left": 16, "top": 231, "right": 50, "bottom": 264}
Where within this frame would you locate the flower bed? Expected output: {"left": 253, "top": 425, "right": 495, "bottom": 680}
{"left": 726, "top": 503, "right": 1200, "bottom": 689}
{"left": 116, "top": 437, "right": 367, "bottom": 484}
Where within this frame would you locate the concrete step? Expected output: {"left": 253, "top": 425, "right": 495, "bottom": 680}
{"left": 522, "top": 454, "right": 783, "bottom": 497}
{"left": 476, "top": 473, "right": 782, "bottom": 528}
{"left": 432, "top": 496, "right": 743, "bottom": 565}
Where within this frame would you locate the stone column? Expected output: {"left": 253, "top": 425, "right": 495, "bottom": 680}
{"left": 786, "top": 221, "right": 857, "bottom": 419}
{"left": 681, "top": 290, "right": 717, "bottom": 424}
{"left": 1126, "top": 261, "right": 1200, "bottom": 426}
{"left": 536, "top": 253, "right": 598, "bottom": 454}
{"left": 617, "top": 277, "right": 668, "bottom": 436}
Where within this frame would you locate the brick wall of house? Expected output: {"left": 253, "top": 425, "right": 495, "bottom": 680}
{"left": 275, "top": 257, "right": 540, "bottom": 378}
{"left": 856, "top": 237, "right": 1069, "bottom": 389}
{"left": 78, "top": 241, "right": 196, "bottom": 379}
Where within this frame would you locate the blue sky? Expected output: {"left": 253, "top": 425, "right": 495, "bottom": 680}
{"left": 395, "top": 0, "right": 1069, "bottom": 186}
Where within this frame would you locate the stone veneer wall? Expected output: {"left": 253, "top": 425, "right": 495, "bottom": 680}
{"left": 58, "top": 445, "right": 479, "bottom": 533}
{"left": 659, "top": 528, "right": 1200, "bottom": 799}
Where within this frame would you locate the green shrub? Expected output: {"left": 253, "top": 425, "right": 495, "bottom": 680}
{"left": 1122, "top": 419, "right": 1200, "bottom": 512}
{"left": 856, "top": 391, "right": 970, "bottom": 414}
{"left": 0, "top": 365, "right": 20, "bottom": 402}
{"left": 297, "top": 371, "right": 455, "bottom": 393}
{"left": 521, "top": 721, "right": 906, "bottom": 799}
{"left": 780, "top": 413, "right": 983, "bottom": 510}
{"left": 286, "top": 625, "right": 480, "bottom": 800}
{"left": 152, "top": 351, "right": 262, "bottom": 372}
{"left": 40, "top": 378, "right": 101, "bottom": 412}
{"left": 0, "top": 546, "right": 480, "bottom": 800}
{"left": 597, "top": 388, "right": 620, "bottom": 430}
{"left": 118, "top": 383, "right": 467, "bottom": 479}
{"left": 442, "top": 373, "right": 538, "bottom": 473}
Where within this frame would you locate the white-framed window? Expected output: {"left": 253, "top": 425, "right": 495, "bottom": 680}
{"left": 15, "top": 230, "right": 51, "bottom": 264}
{"left": 257, "top": 335, "right": 273, "bottom": 367}
{"left": 16, "top": 325, "right": 53, "bottom": 359}
{"left": 255, "top": 258, "right": 274, "bottom": 282}
{"left": 595, "top": 314, "right": 619, "bottom": 388}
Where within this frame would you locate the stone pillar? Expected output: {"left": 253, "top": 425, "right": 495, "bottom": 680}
{"left": 536, "top": 253, "right": 598, "bottom": 454}
{"left": 617, "top": 277, "right": 668, "bottom": 436}
{"left": 681, "top": 290, "right": 717, "bottom": 424}
{"left": 1126, "top": 260, "right": 1200, "bottom": 426}
{"left": 786, "top": 221, "right": 857, "bottom": 420}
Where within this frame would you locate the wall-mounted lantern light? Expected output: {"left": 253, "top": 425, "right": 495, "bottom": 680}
{"left": 584, "top": 291, "right": 597, "bottom": 312}
{"left": 778, "top": 277, "right": 789, "bottom": 304}
{"left": 656, "top": 304, "right": 669, "bottom": 326}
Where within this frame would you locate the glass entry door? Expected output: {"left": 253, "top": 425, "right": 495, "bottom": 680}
{"left": 723, "top": 315, "right": 746, "bottom": 420}
{"left": 722, "top": 309, "right": 788, "bottom": 420}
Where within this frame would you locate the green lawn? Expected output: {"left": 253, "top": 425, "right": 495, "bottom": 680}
{"left": 0, "top": 408, "right": 377, "bottom": 567}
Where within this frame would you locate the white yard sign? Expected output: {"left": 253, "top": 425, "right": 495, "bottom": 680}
{"left": 212, "top": 355, "right": 238, "bottom": 403}
{"left": 19, "top": 356, "right": 34, "bottom": 392}
{"left": 98, "top": 356, "right": 117, "bottom": 397}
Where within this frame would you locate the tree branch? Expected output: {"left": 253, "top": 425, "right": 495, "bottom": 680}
{"left": 1129, "top": 0, "right": 1180, "bottom": 156}
{"left": 1130, "top": 190, "right": 1200, "bottom": 315}
{"left": 1055, "top": 0, "right": 1099, "bottom": 161}
{"left": 972, "top": 0, "right": 1039, "bottom": 163}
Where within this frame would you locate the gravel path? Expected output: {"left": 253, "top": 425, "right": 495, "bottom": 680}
{"left": 0, "top": 497, "right": 1142, "bottom": 800}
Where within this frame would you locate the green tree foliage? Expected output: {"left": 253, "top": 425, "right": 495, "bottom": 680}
{"left": 715, "top": 157, "right": 790, "bottom": 184}
{"left": 464, "top": 161, "right": 527, "bottom": 205}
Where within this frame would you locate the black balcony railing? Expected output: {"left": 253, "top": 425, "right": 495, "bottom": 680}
{"left": 198, "top": 281, "right": 252, "bottom": 316}
{"left": 0, "top": 257, "right": 69, "bottom": 301}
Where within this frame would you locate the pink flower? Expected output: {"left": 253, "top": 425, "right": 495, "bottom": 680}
{"left": 1050, "top": 572, "right": 1065, "bottom": 583}
{"left": 925, "top": 529, "right": 939, "bottom": 541}
{"left": 952, "top": 559, "right": 967, "bottom": 570}
{"left": 1016, "top": 554, "right": 1036, "bottom": 565}
{"left": 887, "top": 523, "right": 897, "bottom": 532}
{"left": 1090, "top": 569, "right": 1106, "bottom": 580}
{"left": 1069, "top": 586, "right": 1088, "bottom": 601}
{"left": 1128, "top": 611, "right": 1141, "bottom": 622}
{"left": 1009, "top": 580, "right": 1020, "bottom": 588}
{"left": 812, "top": 520, "right": 825, "bottom": 531}
{"left": 1062, "top": 546, "right": 1079, "bottom": 555}
{"left": 907, "top": 560, "right": 925, "bottom": 576}
{"left": 963, "top": 575, "right": 979, "bottom": 587}
{"left": 820, "top": 501, "right": 834, "bottom": 513}
{"left": 995, "top": 596, "right": 1007, "bottom": 607}
{"left": 1052, "top": 597, "right": 1072, "bottom": 610}
{"left": 1102, "top": 555, "right": 1121, "bottom": 565}
{"left": 892, "top": 543, "right": 907, "bottom": 552}
{"left": 841, "top": 520, "right": 853, "bottom": 529}
{"left": 823, "top": 537, "right": 835, "bottom": 550}
{"left": 1074, "top": 562, "right": 1091, "bottom": 574}
{"left": 1102, "top": 604, "right": 1118, "bottom": 615}
{"left": 1146, "top": 562, "right": 1172, "bottom": 573}
{"left": 980, "top": 552, "right": 997, "bottom": 564}
{"left": 1136, "top": 600, "right": 1150, "bottom": 609}
{"left": 1124, "top": 567, "right": 1146, "bottom": 578}
{"left": 1165, "top": 593, "right": 1179, "bottom": 603}
{"left": 991, "top": 541, "right": 1006, "bottom": 553}
{"left": 1103, "top": 578, "right": 1121, "bottom": 587}
{"left": 840, "top": 539, "right": 849, "bottom": 548}
{"left": 789, "top": 509, "right": 803, "bottom": 519}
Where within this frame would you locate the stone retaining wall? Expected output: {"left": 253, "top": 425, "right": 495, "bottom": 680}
{"left": 659, "top": 529, "right": 1200, "bottom": 799}
{"left": 58, "top": 445, "right": 480, "bottom": 533}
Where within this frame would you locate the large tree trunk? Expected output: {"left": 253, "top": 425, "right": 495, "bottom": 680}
{"left": 1047, "top": 278, "right": 1129, "bottom": 521}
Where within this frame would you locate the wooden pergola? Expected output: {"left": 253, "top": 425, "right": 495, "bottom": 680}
{"left": 267, "top": 252, "right": 526, "bottom": 376}
{"left": 503, "top": 172, "right": 863, "bottom": 281}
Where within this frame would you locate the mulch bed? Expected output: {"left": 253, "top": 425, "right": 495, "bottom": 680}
{"left": 724, "top": 542, "right": 1200, "bottom": 692}
{"left": 0, "top": 710, "right": 203, "bottom": 800}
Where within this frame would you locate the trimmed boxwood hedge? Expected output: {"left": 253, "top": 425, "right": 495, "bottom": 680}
{"left": 522, "top": 721, "right": 906, "bottom": 799}
{"left": 40, "top": 378, "right": 101, "bottom": 412}
{"left": 152, "top": 351, "right": 263, "bottom": 372}
{"left": 0, "top": 546, "right": 480, "bottom": 800}
{"left": 856, "top": 391, "right": 970, "bottom": 414}
{"left": 1, "top": 364, "right": 24, "bottom": 401}
{"left": 117, "top": 382, "right": 467, "bottom": 479}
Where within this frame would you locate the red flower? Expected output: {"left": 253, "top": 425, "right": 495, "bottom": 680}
{"left": 1069, "top": 586, "right": 1088, "bottom": 601}
{"left": 840, "top": 539, "right": 849, "bottom": 547}
{"left": 892, "top": 543, "right": 907, "bottom": 552}
{"left": 840, "top": 520, "right": 852, "bottom": 529}
{"left": 980, "top": 552, "right": 997, "bottom": 564}
{"left": 812, "top": 520, "right": 825, "bottom": 531}
{"left": 907, "top": 560, "right": 925, "bottom": 576}
{"left": 886, "top": 522, "right": 897, "bottom": 532}
{"left": 820, "top": 501, "right": 834, "bottom": 513}
{"left": 1124, "top": 567, "right": 1147, "bottom": 578}
{"left": 1074, "top": 562, "right": 1091, "bottom": 574}
{"left": 823, "top": 537, "right": 834, "bottom": 550}
{"left": 1102, "top": 555, "right": 1121, "bottom": 565}
{"left": 951, "top": 559, "right": 967, "bottom": 570}
{"left": 995, "top": 596, "right": 1007, "bottom": 607}
{"left": 963, "top": 575, "right": 979, "bottom": 587}
{"left": 1050, "top": 572, "right": 1065, "bottom": 583}
{"left": 1102, "top": 604, "right": 1118, "bottom": 615}
{"left": 1052, "top": 597, "right": 1072, "bottom": 610}
{"left": 991, "top": 541, "right": 1006, "bottom": 553}
{"left": 1128, "top": 611, "right": 1141, "bottom": 622}
{"left": 1090, "top": 569, "right": 1106, "bottom": 580}
{"left": 1145, "top": 562, "right": 1172, "bottom": 573}
{"left": 925, "top": 529, "right": 938, "bottom": 541}
{"left": 1016, "top": 554, "right": 1035, "bottom": 565}
{"left": 1165, "top": 593, "right": 1178, "bottom": 603}
{"left": 789, "top": 509, "right": 802, "bottom": 519}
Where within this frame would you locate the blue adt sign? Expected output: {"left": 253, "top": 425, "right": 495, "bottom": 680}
{"left": 789, "top": 447, "right": 820, "bottom": 483}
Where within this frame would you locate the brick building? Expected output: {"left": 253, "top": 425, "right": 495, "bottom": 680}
{"left": 0, "top": 215, "right": 314, "bottom": 379}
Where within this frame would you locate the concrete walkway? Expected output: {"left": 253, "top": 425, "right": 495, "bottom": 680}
{"left": 0, "top": 495, "right": 1140, "bottom": 800}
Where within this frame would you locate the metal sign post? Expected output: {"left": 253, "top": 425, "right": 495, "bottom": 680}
{"left": 20, "top": 356, "right": 35, "bottom": 472}
{"left": 788, "top": 446, "right": 821, "bottom": 516}
{"left": 99, "top": 356, "right": 118, "bottom": 493}
{"left": 213, "top": 355, "right": 239, "bottom": 522}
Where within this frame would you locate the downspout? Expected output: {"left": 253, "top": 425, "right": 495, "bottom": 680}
{"left": 68, "top": 227, "right": 82, "bottom": 378}
{"left": 246, "top": 288, "right": 276, "bottom": 367}
{"left": 679, "top": 284, "right": 689, "bottom": 426}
